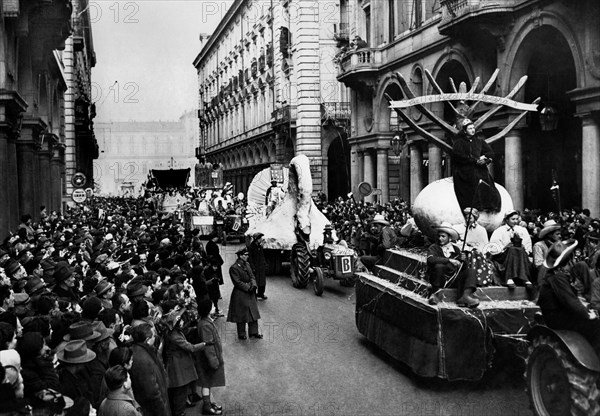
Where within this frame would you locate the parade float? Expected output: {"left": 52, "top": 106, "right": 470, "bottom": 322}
{"left": 354, "top": 69, "right": 600, "bottom": 416}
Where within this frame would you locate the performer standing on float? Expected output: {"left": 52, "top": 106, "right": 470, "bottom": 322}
{"left": 452, "top": 119, "right": 501, "bottom": 212}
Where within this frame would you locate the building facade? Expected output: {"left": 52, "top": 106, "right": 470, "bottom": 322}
{"left": 194, "top": 0, "right": 351, "bottom": 199}
{"left": 94, "top": 111, "right": 199, "bottom": 195}
{"left": 337, "top": 0, "right": 600, "bottom": 215}
{"left": 0, "top": 0, "right": 85, "bottom": 238}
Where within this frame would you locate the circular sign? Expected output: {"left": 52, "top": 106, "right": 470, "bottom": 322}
{"left": 71, "top": 172, "right": 87, "bottom": 188}
{"left": 358, "top": 181, "right": 372, "bottom": 197}
{"left": 85, "top": 188, "right": 94, "bottom": 197}
{"left": 71, "top": 189, "right": 87, "bottom": 203}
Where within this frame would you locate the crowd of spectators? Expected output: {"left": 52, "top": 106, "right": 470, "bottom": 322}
{"left": 0, "top": 197, "right": 228, "bottom": 415}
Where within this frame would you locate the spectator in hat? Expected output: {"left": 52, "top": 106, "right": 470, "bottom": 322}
{"left": 205, "top": 233, "right": 224, "bottom": 282}
{"left": 359, "top": 214, "right": 399, "bottom": 272}
{"left": 538, "top": 239, "right": 600, "bottom": 355}
{"left": 24, "top": 277, "right": 47, "bottom": 299}
{"left": 98, "top": 365, "right": 142, "bottom": 416}
{"left": 88, "top": 321, "right": 117, "bottom": 408}
{"left": 95, "top": 280, "right": 116, "bottom": 310}
{"left": 248, "top": 233, "right": 267, "bottom": 300}
{"left": 5, "top": 259, "right": 26, "bottom": 282}
{"left": 489, "top": 210, "right": 533, "bottom": 289}
{"left": 52, "top": 261, "right": 80, "bottom": 307}
{"left": 129, "top": 323, "right": 171, "bottom": 416}
{"left": 426, "top": 222, "right": 479, "bottom": 308}
{"left": 533, "top": 220, "right": 562, "bottom": 285}
{"left": 56, "top": 340, "right": 96, "bottom": 407}
{"left": 226, "top": 247, "right": 262, "bottom": 340}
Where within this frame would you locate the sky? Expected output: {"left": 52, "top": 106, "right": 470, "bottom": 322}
{"left": 91, "top": 0, "right": 233, "bottom": 123}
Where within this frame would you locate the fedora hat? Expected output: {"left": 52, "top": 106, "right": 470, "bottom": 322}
{"left": 53, "top": 262, "right": 73, "bottom": 282}
{"left": 25, "top": 277, "right": 46, "bottom": 294}
{"left": 127, "top": 282, "right": 148, "bottom": 298}
{"left": 94, "top": 280, "right": 113, "bottom": 296}
{"left": 91, "top": 321, "right": 114, "bottom": 343}
{"left": 543, "top": 239, "right": 578, "bottom": 269}
{"left": 63, "top": 321, "right": 101, "bottom": 342}
{"left": 539, "top": 220, "right": 562, "bottom": 240}
{"left": 434, "top": 222, "right": 459, "bottom": 241}
{"left": 370, "top": 214, "right": 390, "bottom": 226}
{"left": 56, "top": 340, "right": 96, "bottom": 364}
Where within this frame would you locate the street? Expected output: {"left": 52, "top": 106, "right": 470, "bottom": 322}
{"left": 189, "top": 243, "right": 534, "bottom": 416}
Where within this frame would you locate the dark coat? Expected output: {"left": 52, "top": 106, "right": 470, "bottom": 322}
{"left": 249, "top": 240, "right": 267, "bottom": 287}
{"left": 164, "top": 327, "right": 202, "bottom": 388}
{"left": 206, "top": 240, "right": 224, "bottom": 284}
{"left": 204, "top": 265, "right": 222, "bottom": 301}
{"left": 226, "top": 259, "right": 261, "bottom": 323}
{"left": 130, "top": 342, "right": 171, "bottom": 416}
{"left": 452, "top": 132, "right": 501, "bottom": 211}
{"left": 99, "top": 391, "right": 143, "bottom": 416}
{"left": 20, "top": 356, "right": 61, "bottom": 400}
{"left": 57, "top": 364, "right": 95, "bottom": 404}
{"left": 195, "top": 317, "right": 225, "bottom": 387}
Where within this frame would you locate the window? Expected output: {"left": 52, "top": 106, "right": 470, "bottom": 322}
{"left": 389, "top": 0, "right": 395, "bottom": 41}
{"left": 364, "top": 7, "right": 371, "bottom": 45}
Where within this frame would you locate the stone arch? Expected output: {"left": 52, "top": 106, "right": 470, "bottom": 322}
{"left": 430, "top": 48, "right": 475, "bottom": 94}
{"left": 430, "top": 58, "right": 472, "bottom": 126}
{"left": 504, "top": 22, "right": 579, "bottom": 209}
{"left": 375, "top": 76, "right": 405, "bottom": 133}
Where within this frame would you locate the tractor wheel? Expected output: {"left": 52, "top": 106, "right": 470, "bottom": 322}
{"left": 312, "top": 267, "right": 324, "bottom": 296}
{"left": 526, "top": 335, "right": 600, "bottom": 416}
{"left": 290, "top": 243, "right": 310, "bottom": 289}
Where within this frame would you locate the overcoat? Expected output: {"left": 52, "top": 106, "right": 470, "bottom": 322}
{"left": 205, "top": 240, "right": 224, "bottom": 284}
{"left": 195, "top": 316, "right": 226, "bottom": 387}
{"left": 164, "top": 327, "right": 202, "bottom": 388}
{"left": 129, "top": 342, "right": 171, "bottom": 416}
{"left": 226, "top": 259, "right": 261, "bottom": 323}
{"left": 98, "top": 391, "right": 143, "bottom": 416}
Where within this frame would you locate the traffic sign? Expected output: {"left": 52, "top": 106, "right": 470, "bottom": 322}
{"left": 72, "top": 189, "right": 87, "bottom": 203}
{"left": 358, "top": 182, "right": 372, "bottom": 197}
{"left": 71, "top": 172, "right": 87, "bottom": 188}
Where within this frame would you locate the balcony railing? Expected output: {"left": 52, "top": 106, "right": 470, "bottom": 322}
{"left": 271, "top": 105, "right": 297, "bottom": 126}
{"left": 439, "top": 0, "right": 518, "bottom": 27}
{"left": 321, "top": 102, "right": 350, "bottom": 123}
{"left": 338, "top": 48, "right": 380, "bottom": 73}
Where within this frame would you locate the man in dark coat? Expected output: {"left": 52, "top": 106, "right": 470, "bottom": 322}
{"left": 452, "top": 119, "right": 501, "bottom": 212}
{"left": 129, "top": 324, "right": 171, "bottom": 416}
{"left": 248, "top": 233, "right": 267, "bottom": 300}
{"left": 226, "top": 247, "right": 262, "bottom": 340}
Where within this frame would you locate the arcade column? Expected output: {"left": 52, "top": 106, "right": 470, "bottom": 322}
{"left": 376, "top": 148, "right": 389, "bottom": 203}
{"left": 363, "top": 149, "right": 376, "bottom": 204}
{"left": 581, "top": 114, "right": 600, "bottom": 217}
{"left": 428, "top": 143, "right": 443, "bottom": 183}
{"left": 350, "top": 147, "right": 362, "bottom": 197}
{"left": 504, "top": 130, "right": 523, "bottom": 211}
{"left": 409, "top": 141, "right": 423, "bottom": 204}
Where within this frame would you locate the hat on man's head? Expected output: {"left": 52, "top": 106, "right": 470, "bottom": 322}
{"left": 236, "top": 247, "right": 248, "bottom": 256}
{"left": 63, "top": 321, "right": 101, "bottom": 342}
{"left": 13, "top": 292, "right": 30, "bottom": 307}
{"left": 539, "top": 220, "right": 562, "bottom": 240}
{"left": 56, "top": 340, "right": 96, "bottom": 364}
{"left": 25, "top": 277, "right": 46, "bottom": 295}
{"left": 4, "top": 259, "right": 21, "bottom": 276}
{"left": 544, "top": 239, "right": 578, "bottom": 269}
{"left": 127, "top": 282, "right": 148, "bottom": 297}
{"left": 370, "top": 214, "right": 390, "bottom": 226}
{"left": 53, "top": 261, "right": 73, "bottom": 282}
{"left": 94, "top": 280, "right": 114, "bottom": 297}
{"left": 504, "top": 210, "right": 520, "bottom": 221}
{"left": 434, "top": 222, "right": 459, "bottom": 241}
{"left": 91, "top": 321, "right": 114, "bottom": 343}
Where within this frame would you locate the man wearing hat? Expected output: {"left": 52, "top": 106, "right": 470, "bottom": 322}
{"left": 52, "top": 262, "right": 80, "bottom": 306}
{"left": 489, "top": 210, "right": 533, "bottom": 289}
{"left": 265, "top": 180, "right": 284, "bottom": 215}
{"left": 359, "top": 214, "right": 399, "bottom": 272}
{"left": 56, "top": 340, "right": 96, "bottom": 404}
{"left": 94, "top": 280, "right": 115, "bottom": 310}
{"left": 248, "top": 233, "right": 267, "bottom": 300}
{"left": 533, "top": 220, "right": 562, "bottom": 284}
{"left": 427, "top": 222, "right": 479, "bottom": 308}
{"left": 538, "top": 239, "right": 600, "bottom": 354}
{"left": 226, "top": 247, "right": 262, "bottom": 339}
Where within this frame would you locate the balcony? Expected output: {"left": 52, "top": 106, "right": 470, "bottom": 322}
{"left": 333, "top": 22, "right": 349, "bottom": 44}
{"left": 271, "top": 105, "right": 297, "bottom": 127}
{"left": 439, "top": 0, "right": 519, "bottom": 36}
{"left": 321, "top": 102, "right": 351, "bottom": 124}
{"left": 336, "top": 48, "right": 382, "bottom": 93}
